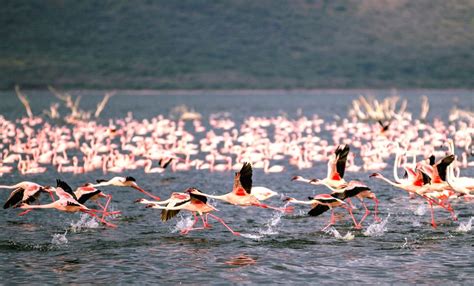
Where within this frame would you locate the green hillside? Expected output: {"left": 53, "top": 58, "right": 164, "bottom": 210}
{"left": 1, "top": 0, "right": 473, "bottom": 89}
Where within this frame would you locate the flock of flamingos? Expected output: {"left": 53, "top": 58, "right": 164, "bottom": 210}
{"left": 0, "top": 93, "right": 473, "bottom": 236}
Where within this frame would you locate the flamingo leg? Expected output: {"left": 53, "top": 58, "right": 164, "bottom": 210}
{"left": 358, "top": 200, "right": 371, "bottom": 226}
{"left": 373, "top": 198, "right": 382, "bottom": 222}
{"left": 100, "top": 195, "right": 113, "bottom": 221}
{"left": 201, "top": 214, "right": 211, "bottom": 228}
{"left": 427, "top": 201, "right": 437, "bottom": 229}
{"left": 342, "top": 205, "right": 361, "bottom": 229}
{"left": 18, "top": 209, "right": 33, "bottom": 216}
{"left": 347, "top": 198, "right": 356, "bottom": 209}
{"left": 49, "top": 192, "right": 56, "bottom": 202}
{"left": 322, "top": 208, "right": 335, "bottom": 231}
{"left": 207, "top": 213, "right": 240, "bottom": 236}
{"left": 82, "top": 209, "right": 117, "bottom": 228}
{"left": 180, "top": 213, "right": 201, "bottom": 235}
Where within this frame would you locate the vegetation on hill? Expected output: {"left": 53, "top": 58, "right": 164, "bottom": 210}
{"left": 1, "top": 0, "right": 473, "bottom": 89}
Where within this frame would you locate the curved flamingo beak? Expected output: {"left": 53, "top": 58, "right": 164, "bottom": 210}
{"left": 369, "top": 173, "right": 379, "bottom": 178}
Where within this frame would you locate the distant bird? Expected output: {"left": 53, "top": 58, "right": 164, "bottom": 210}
{"left": 138, "top": 188, "right": 240, "bottom": 236}
{"left": 93, "top": 176, "right": 160, "bottom": 200}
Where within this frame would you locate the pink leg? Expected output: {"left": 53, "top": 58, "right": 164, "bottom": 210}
{"left": 358, "top": 201, "right": 370, "bottom": 226}
{"left": 100, "top": 195, "right": 113, "bottom": 221}
{"left": 373, "top": 198, "right": 382, "bottom": 222}
{"left": 18, "top": 209, "right": 33, "bottom": 216}
{"left": 207, "top": 213, "right": 240, "bottom": 236}
{"left": 428, "top": 201, "right": 437, "bottom": 229}
{"left": 201, "top": 214, "right": 211, "bottom": 228}
{"left": 322, "top": 209, "right": 335, "bottom": 231}
{"left": 82, "top": 210, "right": 117, "bottom": 228}
{"left": 181, "top": 213, "right": 202, "bottom": 235}
{"left": 49, "top": 192, "right": 56, "bottom": 202}
{"left": 347, "top": 198, "right": 356, "bottom": 209}
{"left": 342, "top": 205, "right": 361, "bottom": 229}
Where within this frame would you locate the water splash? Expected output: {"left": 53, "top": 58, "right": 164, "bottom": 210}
{"left": 364, "top": 214, "right": 390, "bottom": 237}
{"left": 51, "top": 231, "right": 68, "bottom": 246}
{"left": 325, "top": 227, "right": 355, "bottom": 241}
{"left": 414, "top": 204, "right": 427, "bottom": 216}
{"left": 455, "top": 217, "right": 473, "bottom": 233}
{"left": 240, "top": 204, "right": 287, "bottom": 240}
{"left": 172, "top": 215, "right": 194, "bottom": 233}
{"left": 240, "top": 233, "right": 264, "bottom": 240}
{"left": 70, "top": 213, "right": 100, "bottom": 232}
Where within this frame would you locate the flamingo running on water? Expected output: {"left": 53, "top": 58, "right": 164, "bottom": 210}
{"left": 0, "top": 181, "right": 55, "bottom": 216}
{"left": 190, "top": 162, "right": 292, "bottom": 213}
{"left": 138, "top": 188, "right": 240, "bottom": 236}
{"left": 18, "top": 181, "right": 116, "bottom": 227}
{"left": 285, "top": 193, "right": 358, "bottom": 230}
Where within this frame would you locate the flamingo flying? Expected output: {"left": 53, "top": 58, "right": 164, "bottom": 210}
{"left": 138, "top": 188, "right": 240, "bottom": 236}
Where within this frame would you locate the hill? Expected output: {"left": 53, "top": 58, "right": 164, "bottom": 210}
{"left": 1, "top": 0, "right": 473, "bottom": 89}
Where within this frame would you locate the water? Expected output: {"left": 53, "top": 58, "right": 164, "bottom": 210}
{"left": 0, "top": 89, "right": 473, "bottom": 284}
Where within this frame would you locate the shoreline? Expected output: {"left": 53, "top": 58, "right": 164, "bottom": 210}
{"left": 1, "top": 88, "right": 472, "bottom": 96}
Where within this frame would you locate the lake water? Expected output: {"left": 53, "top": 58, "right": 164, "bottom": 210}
{"left": 0, "top": 89, "right": 473, "bottom": 284}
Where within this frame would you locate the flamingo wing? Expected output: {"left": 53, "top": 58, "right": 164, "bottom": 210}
{"left": 335, "top": 145, "right": 350, "bottom": 179}
{"left": 308, "top": 204, "right": 330, "bottom": 216}
{"left": 3, "top": 187, "right": 25, "bottom": 209}
{"left": 233, "top": 162, "right": 253, "bottom": 195}
{"left": 435, "top": 154, "right": 454, "bottom": 181}
{"left": 56, "top": 179, "right": 78, "bottom": 201}
{"left": 342, "top": 186, "right": 371, "bottom": 199}
{"left": 160, "top": 198, "right": 190, "bottom": 222}
{"left": 77, "top": 190, "right": 102, "bottom": 204}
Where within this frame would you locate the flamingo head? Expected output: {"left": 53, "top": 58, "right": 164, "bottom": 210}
{"left": 369, "top": 173, "right": 382, "bottom": 178}
{"left": 282, "top": 196, "right": 295, "bottom": 202}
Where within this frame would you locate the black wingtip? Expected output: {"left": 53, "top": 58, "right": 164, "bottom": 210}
{"left": 125, "top": 176, "right": 136, "bottom": 182}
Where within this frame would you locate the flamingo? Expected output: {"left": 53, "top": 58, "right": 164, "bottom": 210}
{"left": 292, "top": 145, "right": 350, "bottom": 189}
{"left": 138, "top": 188, "right": 240, "bottom": 236}
{"left": 191, "top": 162, "right": 292, "bottom": 213}
{"left": 0, "top": 181, "right": 56, "bottom": 215}
{"left": 285, "top": 193, "right": 358, "bottom": 230}
{"left": 18, "top": 183, "right": 116, "bottom": 227}
{"left": 92, "top": 176, "right": 160, "bottom": 200}
{"left": 318, "top": 180, "right": 381, "bottom": 227}
{"left": 56, "top": 180, "right": 120, "bottom": 219}
{"left": 369, "top": 171, "right": 455, "bottom": 228}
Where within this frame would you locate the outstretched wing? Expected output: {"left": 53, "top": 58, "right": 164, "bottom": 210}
{"left": 56, "top": 179, "right": 78, "bottom": 201}
{"left": 335, "top": 145, "right": 350, "bottom": 179}
{"left": 343, "top": 186, "right": 371, "bottom": 199}
{"left": 3, "top": 188, "right": 25, "bottom": 209}
{"left": 233, "top": 162, "right": 252, "bottom": 195}
{"left": 435, "top": 154, "right": 454, "bottom": 182}
{"left": 308, "top": 204, "right": 330, "bottom": 217}
{"left": 77, "top": 190, "right": 102, "bottom": 204}
{"left": 160, "top": 199, "right": 190, "bottom": 222}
